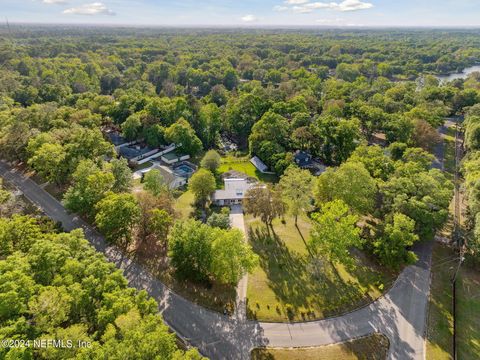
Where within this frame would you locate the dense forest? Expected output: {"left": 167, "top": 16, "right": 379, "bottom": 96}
{"left": 1, "top": 26, "right": 480, "bottom": 356}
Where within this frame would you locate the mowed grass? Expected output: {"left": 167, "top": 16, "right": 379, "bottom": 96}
{"left": 457, "top": 263, "right": 480, "bottom": 359}
{"left": 173, "top": 190, "right": 195, "bottom": 220}
{"left": 246, "top": 215, "right": 395, "bottom": 322}
{"left": 251, "top": 334, "right": 389, "bottom": 360}
{"left": 218, "top": 155, "right": 277, "bottom": 183}
{"left": 426, "top": 244, "right": 454, "bottom": 360}
{"left": 443, "top": 126, "right": 456, "bottom": 178}
{"left": 426, "top": 243, "right": 480, "bottom": 360}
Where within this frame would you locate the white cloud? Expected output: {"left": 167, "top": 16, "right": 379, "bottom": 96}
{"left": 281, "top": 0, "right": 373, "bottom": 14}
{"left": 63, "top": 2, "right": 115, "bottom": 16}
{"left": 241, "top": 14, "right": 257, "bottom": 22}
{"left": 337, "top": 0, "right": 373, "bottom": 11}
{"left": 274, "top": 5, "right": 289, "bottom": 11}
{"left": 42, "top": 0, "right": 67, "bottom": 4}
{"left": 284, "top": 0, "right": 310, "bottom": 4}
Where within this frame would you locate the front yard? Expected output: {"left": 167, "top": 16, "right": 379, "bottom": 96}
{"left": 245, "top": 215, "right": 395, "bottom": 322}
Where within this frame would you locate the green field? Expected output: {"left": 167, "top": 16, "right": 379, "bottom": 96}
{"left": 426, "top": 243, "right": 480, "bottom": 360}
{"left": 426, "top": 244, "right": 454, "bottom": 360}
{"left": 251, "top": 334, "right": 389, "bottom": 360}
{"left": 457, "top": 263, "right": 480, "bottom": 359}
{"left": 246, "top": 215, "right": 395, "bottom": 322}
{"left": 218, "top": 155, "right": 277, "bottom": 183}
{"left": 173, "top": 190, "right": 195, "bottom": 220}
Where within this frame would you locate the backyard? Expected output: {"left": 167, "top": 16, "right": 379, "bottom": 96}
{"left": 218, "top": 155, "right": 277, "bottom": 183}
{"left": 245, "top": 215, "right": 395, "bottom": 322}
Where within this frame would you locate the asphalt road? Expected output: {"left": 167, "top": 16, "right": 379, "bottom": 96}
{"left": 0, "top": 160, "right": 432, "bottom": 360}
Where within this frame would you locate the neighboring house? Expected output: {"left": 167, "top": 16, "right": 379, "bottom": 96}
{"left": 104, "top": 129, "right": 137, "bottom": 151}
{"left": 119, "top": 144, "right": 159, "bottom": 165}
{"left": 212, "top": 178, "right": 257, "bottom": 206}
{"left": 161, "top": 151, "right": 190, "bottom": 165}
{"left": 250, "top": 156, "right": 269, "bottom": 173}
{"left": 294, "top": 150, "right": 313, "bottom": 168}
{"left": 146, "top": 164, "right": 187, "bottom": 189}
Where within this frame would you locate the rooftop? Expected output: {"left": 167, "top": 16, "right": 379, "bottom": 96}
{"left": 119, "top": 144, "right": 155, "bottom": 159}
{"left": 250, "top": 156, "right": 268, "bottom": 173}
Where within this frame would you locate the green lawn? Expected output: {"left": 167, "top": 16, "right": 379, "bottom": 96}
{"left": 173, "top": 190, "right": 195, "bottom": 220}
{"left": 246, "top": 215, "right": 395, "bottom": 322}
{"left": 218, "top": 155, "right": 277, "bottom": 183}
{"left": 251, "top": 334, "right": 389, "bottom": 360}
{"left": 443, "top": 126, "right": 456, "bottom": 178}
{"left": 426, "top": 243, "right": 480, "bottom": 360}
{"left": 457, "top": 264, "right": 480, "bottom": 359}
{"left": 426, "top": 244, "right": 454, "bottom": 360}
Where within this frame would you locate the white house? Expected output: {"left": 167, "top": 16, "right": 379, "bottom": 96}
{"left": 212, "top": 178, "right": 256, "bottom": 206}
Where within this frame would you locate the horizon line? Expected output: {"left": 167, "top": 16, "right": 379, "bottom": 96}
{"left": 3, "top": 21, "right": 480, "bottom": 30}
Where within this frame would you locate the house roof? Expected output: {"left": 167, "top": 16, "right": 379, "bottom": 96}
{"left": 120, "top": 146, "right": 152, "bottom": 159}
{"left": 151, "top": 165, "right": 185, "bottom": 186}
{"left": 250, "top": 156, "right": 268, "bottom": 172}
{"left": 212, "top": 189, "right": 246, "bottom": 201}
{"left": 162, "top": 151, "right": 181, "bottom": 160}
{"left": 106, "top": 132, "right": 128, "bottom": 146}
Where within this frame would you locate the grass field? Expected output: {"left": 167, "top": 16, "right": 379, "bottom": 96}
{"left": 442, "top": 126, "right": 456, "bottom": 178}
{"left": 173, "top": 190, "right": 195, "bottom": 220}
{"left": 426, "top": 243, "right": 480, "bottom": 360}
{"left": 246, "top": 215, "right": 395, "bottom": 322}
{"left": 457, "top": 263, "right": 480, "bottom": 359}
{"left": 218, "top": 155, "right": 277, "bottom": 183}
{"left": 251, "top": 334, "right": 389, "bottom": 360}
{"left": 426, "top": 244, "right": 454, "bottom": 360}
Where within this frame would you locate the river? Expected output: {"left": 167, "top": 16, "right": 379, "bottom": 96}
{"left": 436, "top": 65, "right": 480, "bottom": 82}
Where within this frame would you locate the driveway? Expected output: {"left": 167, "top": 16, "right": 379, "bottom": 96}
{"left": 0, "top": 160, "right": 433, "bottom": 360}
{"left": 229, "top": 204, "right": 248, "bottom": 321}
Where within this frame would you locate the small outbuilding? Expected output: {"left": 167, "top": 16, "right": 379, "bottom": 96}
{"left": 250, "top": 156, "right": 269, "bottom": 173}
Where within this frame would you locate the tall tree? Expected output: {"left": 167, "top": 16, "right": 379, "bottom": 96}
{"left": 143, "top": 169, "right": 167, "bottom": 196}
{"left": 244, "top": 185, "right": 285, "bottom": 227}
{"left": 109, "top": 158, "right": 133, "bottom": 193}
{"left": 200, "top": 150, "right": 221, "bottom": 173}
{"left": 188, "top": 169, "right": 216, "bottom": 209}
{"left": 28, "top": 143, "right": 66, "bottom": 184}
{"left": 315, "top": 161, "right": 377, "bottom": 215}
{"left": 278, "top": 166, "right": 314, "bottom": 225}
{"left": 374, "top": 213, "right": 419, "bottom": 269}
{"left": 210, "top": 228, "right": 258, "bottom": 285}
{"left": 95, "top": 193, "right": 141, "bottom": 247}
{"left": 309, "top": 200, "right": 362, "bottom": 269}
{"left": 63, "top": 160, "right": 115, "bottom": 218}
{"left": 165, "top": 118, "right": 202, "bottom": 156}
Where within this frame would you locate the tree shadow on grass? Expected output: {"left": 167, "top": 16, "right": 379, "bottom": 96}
{"left": 248, "top": 225, "right": 380, "bottom": 322}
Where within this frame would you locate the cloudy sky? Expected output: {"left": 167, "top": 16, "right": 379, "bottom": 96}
{"left": 3, "top": 0, "right": 480, "bottom": 27}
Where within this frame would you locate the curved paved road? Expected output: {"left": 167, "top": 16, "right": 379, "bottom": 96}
{"left": 0, "top": 160, "right": 432, "bottom": 360}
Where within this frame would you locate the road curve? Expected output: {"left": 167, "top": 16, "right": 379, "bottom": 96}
{"left": 0, "top": 160, "right": 432, "bottom": 360}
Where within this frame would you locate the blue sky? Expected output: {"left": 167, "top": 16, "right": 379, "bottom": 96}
{"left": 3, "top": 0, "right": 480, "bottom": 27}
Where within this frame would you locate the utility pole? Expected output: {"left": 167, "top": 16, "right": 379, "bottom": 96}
{"left": 451, "top": 118, "right": 464, "bottom": 360}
